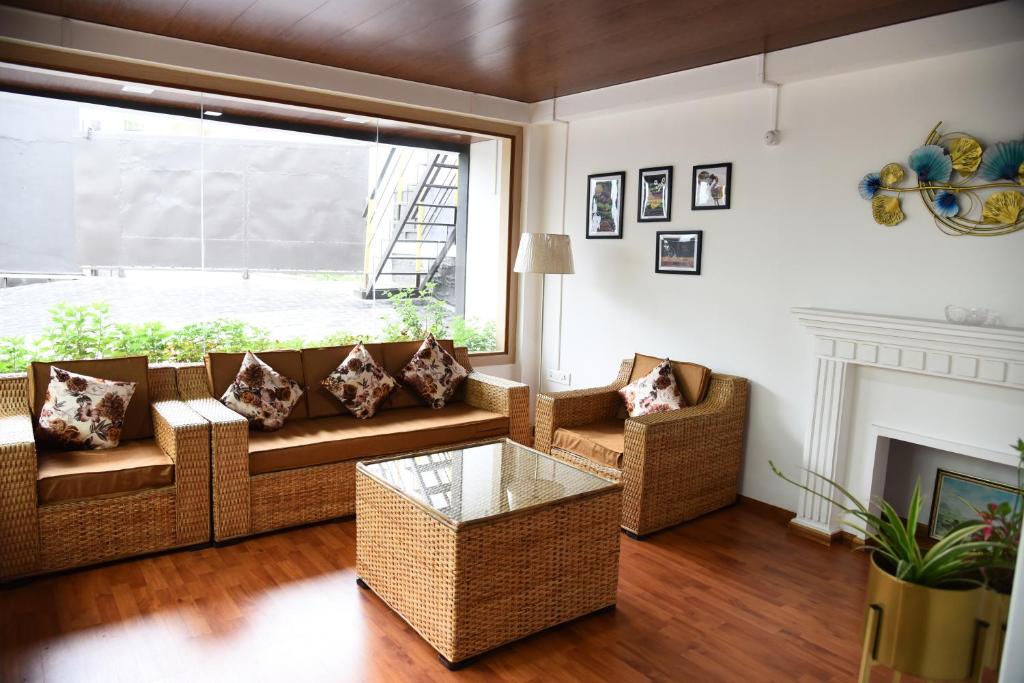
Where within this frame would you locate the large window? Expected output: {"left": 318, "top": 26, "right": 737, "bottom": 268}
{"left": 0, "top": 65, "right": 511, "bottom": 373}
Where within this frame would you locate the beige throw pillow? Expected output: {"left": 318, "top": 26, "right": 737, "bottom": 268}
{"left": 221, "top": 351, "right": 304, "bottom": 431}
{"left": 618, "top": 358, "right": 684, "bottom": 418}
{"left": 37, "top": 366, "right": 137, "bottom": 449}
{"left": 322, "top": 342, "right": 397, "bottom": 419}
{"left": 400, "top": 334, "right": 468, "bottom": 409}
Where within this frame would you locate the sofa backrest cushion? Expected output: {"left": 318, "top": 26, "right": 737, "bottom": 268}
{"left": 205, "top": 350, "right": 308, "bottom": 420}
{"left": 629, "top": 353, "right": 712, "bottom": 407}
{"left": 301, "top": 343, "right": 386, "bottom": 418}
{"left": 28, "top": 356, "right": 153, "bottom": 441}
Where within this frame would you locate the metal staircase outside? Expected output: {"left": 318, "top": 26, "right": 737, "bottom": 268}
{"left": 362, "top": 150, "right": 461, "bottom": 299}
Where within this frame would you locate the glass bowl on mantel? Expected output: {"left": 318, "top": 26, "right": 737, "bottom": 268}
{"left": 944, "top": 305, "right": 1002, "bottom": 327}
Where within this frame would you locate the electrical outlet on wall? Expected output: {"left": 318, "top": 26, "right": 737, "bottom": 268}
{"left": 546, "top": 369, "right": 571, "bottom": 386}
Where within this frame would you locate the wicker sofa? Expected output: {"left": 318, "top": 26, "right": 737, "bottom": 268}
{"left": 177, "top": 340, "right": 529, "bottom": 542}
{"left": 534, "top": 353, "right": 748, "bottom": 538}
{"left": 0, "top": 357, "right": 210, "bottom": 582}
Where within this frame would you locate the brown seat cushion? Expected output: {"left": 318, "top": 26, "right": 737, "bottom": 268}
{"left": 28, "top": 356, "right": 152, "bottom": 441}
{"left": 37, "top": 439, "right": 174, "bottom": 504}
{"left": 206, "top": 350, "right": 308, "bottom": 420}
{"left": 301, "top": 343, "right": 386, "bottom": 418}
{"left": 630, "top": 353, "right": 712, "bottom": 406}
{"left": 248, "top": 404, "right": 508, "bottom": 475}
{"left": 552, "top": 420, "right": 626, "bottom": 469}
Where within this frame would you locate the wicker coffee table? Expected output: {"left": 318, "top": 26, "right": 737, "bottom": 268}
{"left": 355, "top": 439, "right": 622, "bottom": 669}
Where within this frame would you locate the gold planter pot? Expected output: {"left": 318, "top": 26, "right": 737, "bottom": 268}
{"left": 979, "top": 588, "right": 1011, "bottom": 675}
{"left": 858, "top": 555, "right": 987, "bottom": 682}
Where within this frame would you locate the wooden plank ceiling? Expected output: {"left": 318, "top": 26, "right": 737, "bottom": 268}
{"left": 2, "top": 0, "right": 994, "bottom": 103}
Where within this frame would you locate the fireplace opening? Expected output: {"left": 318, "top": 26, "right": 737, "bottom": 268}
{"left": 881, "top": 439, "right": 1020, "bottom": 542}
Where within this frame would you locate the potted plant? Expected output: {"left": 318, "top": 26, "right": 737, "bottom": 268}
{"left": 769, "top": 461, "right": 1014, "bottom": 682}
{"left": 973, "top": 438, "right": 1023, "bottom": 675}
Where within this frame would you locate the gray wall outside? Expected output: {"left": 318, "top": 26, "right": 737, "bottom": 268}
{"left": 2, "top": 91, "right": 371, "bottom": 275}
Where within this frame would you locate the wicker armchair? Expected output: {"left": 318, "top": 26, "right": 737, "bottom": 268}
{"left": 0, "top": 361, "right": 210, "bottom": 582}
{"left": 535, "top": 356, "right": 748, "bottom": 538}
{"left": 177, "top": 344, "right": 530, "bottom": 542}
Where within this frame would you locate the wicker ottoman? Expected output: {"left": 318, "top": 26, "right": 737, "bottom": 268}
{"left": 355, "top": 439, "right": 622, "bottom": 668}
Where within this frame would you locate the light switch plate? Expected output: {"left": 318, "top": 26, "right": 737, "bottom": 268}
{"left": 546, "top": 369, "right": 571, "bottom": 385}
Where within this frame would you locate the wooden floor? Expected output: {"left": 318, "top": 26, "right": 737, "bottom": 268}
{"left": 1, "top": 500, "right": 885, "bottom": 682}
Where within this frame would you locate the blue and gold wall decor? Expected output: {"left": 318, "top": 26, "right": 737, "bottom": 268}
{"left": 858, "top": 123, "right": 1024, "bottom": 236}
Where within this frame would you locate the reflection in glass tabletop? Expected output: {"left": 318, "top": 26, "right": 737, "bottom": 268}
{"left": 357, "top": 439, "right": 618, "bottom": 526}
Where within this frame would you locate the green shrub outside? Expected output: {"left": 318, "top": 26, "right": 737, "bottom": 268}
{"left": 0, "top": 287, "right": 498, "bottom": 373}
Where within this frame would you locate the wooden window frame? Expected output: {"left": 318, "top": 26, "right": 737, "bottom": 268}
{"left": 0, "top": 38, "right": 522, "bottom": 365}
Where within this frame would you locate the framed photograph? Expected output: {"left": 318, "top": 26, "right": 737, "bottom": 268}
{"left": 586, "top": 171, "right": 625, "bottom": 239}
{"left": 929, "top": 468, "right": 1020, "bottom": 540}
{"left": 655, "top": 230, "right": 702, "bottom": 275}
{"left": 691, "top": 162, "right": 732, "bottom": 210}
{"left": 638, "top": 166, "right": 673, "bottom": 222}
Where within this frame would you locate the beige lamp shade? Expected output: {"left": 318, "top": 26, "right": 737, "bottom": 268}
{"left": 513, "top": 233, "right": 574, "bottom": 274}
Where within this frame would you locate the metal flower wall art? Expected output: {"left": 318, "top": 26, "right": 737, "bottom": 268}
{"left": 858, "top": 122, "right": 1024, "bottom": 236}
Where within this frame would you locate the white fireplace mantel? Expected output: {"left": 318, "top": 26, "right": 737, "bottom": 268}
{"left": 790, "top": 307, "right": 1024, "bottom": 540}
{"left": 792, "top": 307, "right": 1024, "bottom": 388}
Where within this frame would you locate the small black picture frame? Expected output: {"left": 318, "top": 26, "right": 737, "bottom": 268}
{"left": 691, "top": 162, "right": 732, "bottom": 210}
{"left": 655, "top": 230, "right": 702, "bottom": 275}
{"left": 637, "top": 165, "right": 673, "bottom": 222}
{"left": 586, "top": 171, "right": 626, "bottom": 239}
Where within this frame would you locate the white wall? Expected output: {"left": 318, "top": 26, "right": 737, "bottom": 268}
{"left": 534, "top": 40, "right": 1024, "bottom": 512}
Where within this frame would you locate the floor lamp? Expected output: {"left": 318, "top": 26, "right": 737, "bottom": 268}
{"left": 513, "top": 233, "right": 575, "bottom": 393}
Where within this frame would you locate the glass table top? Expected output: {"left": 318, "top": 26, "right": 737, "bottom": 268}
{"left": 357, "top": 439, "right": 618, "bottom": 526}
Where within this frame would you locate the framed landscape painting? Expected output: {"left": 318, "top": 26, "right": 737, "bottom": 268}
{"left": 691, "top": 162, "right": 732, "bottom": 210}
{"left": 586, "top": 171, "right": 625, "bottom": 239}
{"left": 655, "top": 230, "right": 702, "bottom": 275}
{"left": 638, "top": 166, "right": 672, "bottom": 222}
{"left": 929, "top": 468, "right": 1020, "bottom": 540}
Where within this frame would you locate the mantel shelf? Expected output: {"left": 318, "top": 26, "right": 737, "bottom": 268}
{"left": 791, "top": 307, "right": 1024, "bottom": 388}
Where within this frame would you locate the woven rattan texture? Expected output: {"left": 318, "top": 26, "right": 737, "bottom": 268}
{"left": 356, "top": 472, "right": 458, "bottom": 657}
{"left": 549, "top": 446, "right": 623, "bottom": 482}
{"left": 536, "top": 359, "right": 748, "bottom": 536}
{"left": 178, "top": 363, "right": 252, "bottom": 541}
{"left": 534, "top": 360, "right": 632, "bottom": 453}
{"left": 0, "top": 374, "right": 39, "bottom": 579}
{"left": 464, "top": 373, "right": 530, "bottom": 445}
{"left": 38, "top": 487, "right": 177, "bottom": 573}
{"left": 251, "top": 460, "right": 356, "bottom": 534}
{"left": 152, "top": 371, "right": 211, "bottom": 545}
{"left": 1, "top": 367, "right": 211, "bottom": 581}
{"left": 356, "top": 468, "right": 620, "bottom": 663}
{"left": 176, "top": 345, "right": 530, "bottom": 541}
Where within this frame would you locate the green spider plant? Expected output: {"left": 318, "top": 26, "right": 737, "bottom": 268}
{"left": 769, "top": 461, "right": 1014, "bottom": 588}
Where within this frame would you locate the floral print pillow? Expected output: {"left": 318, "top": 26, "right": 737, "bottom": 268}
{"left": 400, "top": 334, "right": 468, "bottom": 409}
{"left": 618, "top": 358, "right": 684, "bottom": 418}
{"left": 322, "top": 343, "right": 397, "bottom": 419}
{"left": 220, "top": 352, "right": 304, "bottom": 431}
{"left": 37, "top": 366, "right": 137, "bottom": 450}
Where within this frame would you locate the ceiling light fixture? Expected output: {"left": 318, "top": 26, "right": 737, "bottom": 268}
{"left": 343, "top": 115, "right": 371, "bottom": 124}
{"left": 121, "top": 84, "right": 155, "bottom": 95}
{"left": 203, "top": 111, "right": 223, "bottom": 117}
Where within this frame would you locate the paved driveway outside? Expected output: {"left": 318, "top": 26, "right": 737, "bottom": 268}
{"left": 0, "top": 271, "right": 401, "bottom": 342}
